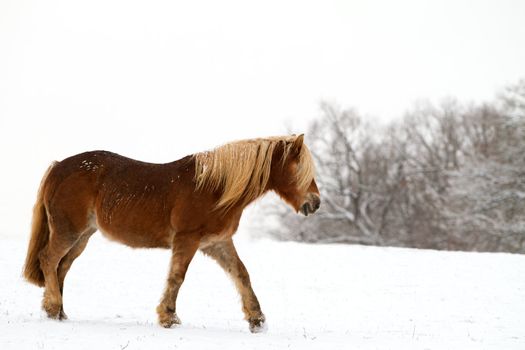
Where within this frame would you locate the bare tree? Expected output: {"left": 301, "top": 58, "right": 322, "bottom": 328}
{"left": 264, "top": 79, "right": 525, "bottom": 253}
{"left": 444, "top": 80, "right": 525, "bottom": 252}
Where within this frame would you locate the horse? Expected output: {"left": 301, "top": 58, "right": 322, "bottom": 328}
{"left": 22, "top": 134, "right": 321, "bottom": 333}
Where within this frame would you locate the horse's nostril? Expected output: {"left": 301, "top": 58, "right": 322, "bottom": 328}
{"left": 301, "top": 195, "right": 320, "bottom": 216}
{"left": 312, "top": 196, "right": 321, "bottom": 211}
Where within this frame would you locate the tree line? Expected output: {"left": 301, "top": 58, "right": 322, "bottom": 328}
{"left": 267, "top": 79, "right": 525, "bottom": 253}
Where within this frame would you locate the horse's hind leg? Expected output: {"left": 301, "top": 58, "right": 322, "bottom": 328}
{"left": 39, "top": 226, "right": 80, "bottom": 320}
{"left": 56, "top": 229, "right": 95, "bottom": 319}
{"left": 201, "top": 239, "right": 265, "bottom": 333}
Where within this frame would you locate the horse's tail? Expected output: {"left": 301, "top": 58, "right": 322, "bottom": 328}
{"left": 23, "top": 162, "right": 57, "bottom": 287}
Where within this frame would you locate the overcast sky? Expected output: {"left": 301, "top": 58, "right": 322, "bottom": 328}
{"left": 1, "top": 0, "right": 524, "bottom": 237}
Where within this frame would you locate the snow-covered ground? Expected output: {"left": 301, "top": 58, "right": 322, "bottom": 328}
{"left": 1, "top": 233, "right": 524, "bottom": 349}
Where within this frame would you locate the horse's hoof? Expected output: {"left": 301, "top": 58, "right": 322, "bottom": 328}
{"left": 158, "top": 313, "right": 181, "bottom": 328}
{"left": 248, "top": 314, "right": 267, "bottom": 333}
{"left": 42, "top": 301, "right": 62, "bottom": 320}
{"left": 59, "top": 308, "right": 68, "bottom": 320}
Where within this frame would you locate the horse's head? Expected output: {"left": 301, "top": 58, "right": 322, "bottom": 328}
{"left": 270, "top": 134, "right": 321, "bottom": 216}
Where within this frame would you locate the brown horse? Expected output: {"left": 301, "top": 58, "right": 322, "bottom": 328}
{"left": 23, "top": 134, "right": 320, "bottom": 332}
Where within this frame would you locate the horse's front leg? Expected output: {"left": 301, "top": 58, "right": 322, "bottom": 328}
{"left": 157, "top": 232, "right": 200, "bottom": 328}
{"left": 201, "top": 238, "right": 266, "bottom": 333}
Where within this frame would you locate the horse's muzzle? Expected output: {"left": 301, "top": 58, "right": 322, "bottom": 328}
{"left": 300, "top": 193, "right": 321, "bottom": 216}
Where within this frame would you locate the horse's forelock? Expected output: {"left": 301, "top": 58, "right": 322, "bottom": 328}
{"left": 295, "top": 144, "right": 316, "bottom": 192}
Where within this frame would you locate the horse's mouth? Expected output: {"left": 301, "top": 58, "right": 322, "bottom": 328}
{"left": 300, "top": 195, "right": 321, "bottom": 216}
{"left": 301, "top": 203, "right": 310, "bottom": 216}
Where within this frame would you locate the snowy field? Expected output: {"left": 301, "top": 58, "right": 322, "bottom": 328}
{"left": 1, "top": 233, "right": 524, "bottom": 350}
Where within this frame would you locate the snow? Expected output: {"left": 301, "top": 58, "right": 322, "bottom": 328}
{"left": 1, "top": 234, "right": 524, "bottom": 349}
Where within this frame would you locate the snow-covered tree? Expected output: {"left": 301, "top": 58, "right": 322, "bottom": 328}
{"left": 444, "top": 81, "right": 525, "bottom": 252}
{"left": 266, "top": 79, "right": 525, "bottom": 253}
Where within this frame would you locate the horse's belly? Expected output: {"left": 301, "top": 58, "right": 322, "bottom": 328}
{"left": 95, "top": 214, "right": 172, "bottom": 249}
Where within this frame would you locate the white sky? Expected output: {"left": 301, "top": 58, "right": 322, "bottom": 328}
{"left": 1, "top": 0, "right": 525, "bottom": 237}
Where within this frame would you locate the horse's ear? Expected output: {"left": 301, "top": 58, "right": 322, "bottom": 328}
{"left": 291, "top": 134, "right": 304, "bottom": 155}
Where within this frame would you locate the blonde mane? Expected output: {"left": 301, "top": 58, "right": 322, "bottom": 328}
{"left": 194, "top": 135, "right": 315, "bottom": 211}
